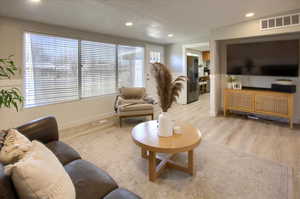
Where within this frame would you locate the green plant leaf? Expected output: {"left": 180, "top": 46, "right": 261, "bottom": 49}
{"left": 0, "top": 56, "right": 24, "bottom": 112}
{"left": 0, "top": 55, "right": 17, "bottom": 79}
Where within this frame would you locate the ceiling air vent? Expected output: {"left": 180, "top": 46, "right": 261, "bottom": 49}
{"left": 260, "top": 13, "right": 300, "bottom": 30}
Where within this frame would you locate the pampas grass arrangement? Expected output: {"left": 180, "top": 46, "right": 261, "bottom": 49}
{"left": 152, "top": 63, "right": 185, "bottom": 112}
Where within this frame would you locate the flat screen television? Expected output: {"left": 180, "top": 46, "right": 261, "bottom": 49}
{"left": 227, "top": 40, "right": 299, "bottom": 77}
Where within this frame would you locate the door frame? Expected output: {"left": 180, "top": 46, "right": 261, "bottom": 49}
{"left": 180, "top": 42, "right": 210, "bottom": 104}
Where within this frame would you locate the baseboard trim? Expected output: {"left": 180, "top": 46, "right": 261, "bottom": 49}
{"left": 60, "top": 112, "right": 116, "bottom": 130}
{"left": 210, "top": 110, "right": 218, "bottom": 117}
{"left": 293, "top": 118, "right": 300, "bottom": 124}
{"left": 219, "top": 109, "right": 300, "bottom": 125}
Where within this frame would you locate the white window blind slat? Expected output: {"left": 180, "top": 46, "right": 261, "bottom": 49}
{"left": 81, "top": 40, "right": 117, "bottom": 97}
{"left": 24, "top": 33, "right": 79, "bottom": 107}
{"left": 118, "top": 45, "right": 144, "bottom": 88}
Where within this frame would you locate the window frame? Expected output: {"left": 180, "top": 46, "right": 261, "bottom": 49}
{"left": 80, "top": 40, "right": 118, "bottom": 98}
{"left": 150, "top": 51, "right": 161, "bottom": 63}
{"left": 23, "top": 32, "right": 145, "bottom": 108}
{"left": 23, "top": 32, "right": 80, "bottom": 108}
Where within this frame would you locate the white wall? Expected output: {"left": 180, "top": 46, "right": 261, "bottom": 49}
{"left": 0, "top": 17, "right": 165, "bottom": 130}
{"left": 165, "top": 43, "right": 184, "bottom": 74}
{"left": 209, "top": 40, "right": 222, "bottom": 116}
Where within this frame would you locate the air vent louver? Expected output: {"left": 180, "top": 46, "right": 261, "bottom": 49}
{"left": 261, "top": 13, "right": 300, "bottom": 30}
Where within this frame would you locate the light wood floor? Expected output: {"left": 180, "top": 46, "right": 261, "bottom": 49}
{"left": 170, "top": 94, "right": 300, "bottom": 199}
{"left": 169, "top": 94, "right": 300, "bottom": 170}
{"left": 62, "top": 93, "right": 300, "bottom": 198}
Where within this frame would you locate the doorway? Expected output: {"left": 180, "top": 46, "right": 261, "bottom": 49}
{"left": 182, "top": 42, "right": 210, "bottom": 104}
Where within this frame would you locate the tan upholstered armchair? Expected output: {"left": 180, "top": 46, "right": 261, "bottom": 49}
{"left": 114, "top": 87, "right": 154, "bottom": 127}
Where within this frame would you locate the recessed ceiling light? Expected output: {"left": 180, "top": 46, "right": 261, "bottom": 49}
{"left": 168, "top": 34, "right": 174, "bottom": 37}
{"left": 125, "top": 22, "right": 133, "bottom": 27}
{"left": 30, "top": 0, "right": 41, "bottom": 3}
{"left": 245, "top": 12, "right": 255, "bottom": 18}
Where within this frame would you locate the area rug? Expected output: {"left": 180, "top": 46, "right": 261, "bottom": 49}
{"left": 62, "top": 126, "right": 293, "bottom": 199}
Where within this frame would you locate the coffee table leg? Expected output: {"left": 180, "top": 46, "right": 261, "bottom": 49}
{"left": 149, "top": 151, "right": 157, "bottom": 182}
{"left": 141, "top": 148, "right": 147, "bottom": 159}
{"left": 188, "top": 150, "right": 194, "bottom": 175}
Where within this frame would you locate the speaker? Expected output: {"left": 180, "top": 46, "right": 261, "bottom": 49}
{"left": 271, "top": 84, "right": 296, "bottom": 93}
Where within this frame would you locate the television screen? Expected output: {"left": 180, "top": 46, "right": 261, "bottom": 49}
{"left": 227, "top": 40, "right": 299, "bottom": 77}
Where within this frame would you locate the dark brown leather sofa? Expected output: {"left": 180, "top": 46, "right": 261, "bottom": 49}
{"left": 0, "top": 116, "right": 141, "bottom": 199}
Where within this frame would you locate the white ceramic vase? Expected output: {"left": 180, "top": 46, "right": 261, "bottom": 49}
{"left": 158, "top": 112, "right": 173, "bottom": 137}
{"left": 227, "top": 82, "right": 233, "bottom": 89}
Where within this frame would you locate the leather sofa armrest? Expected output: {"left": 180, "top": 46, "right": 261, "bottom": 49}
{"left": 16, "top": 116, "right": 59, "bottom": 144}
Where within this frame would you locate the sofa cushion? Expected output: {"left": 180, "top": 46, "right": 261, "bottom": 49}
{"left": 119, "top": 87, "right": 146, "bottom": 99}
{"left": 46, "top": 141, "right": 81, "bottom": 165}
{"left": 117, "top": 97, "right": 146, "bottom": 106}
{"left": 64, "top": 159, "right": 118, "bottom": 199}
{"left": 119, "top": 104, "right": 153, "bottom": 112}
{"left": 103, "top": 188, "right": 141, "bottom": 199}
{"left": 7, "top": 141, "right": 75, "bottom": 199}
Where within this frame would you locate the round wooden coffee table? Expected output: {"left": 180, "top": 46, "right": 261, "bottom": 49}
{"left": 131, "top": 120, "right": 202, "bottom": 182}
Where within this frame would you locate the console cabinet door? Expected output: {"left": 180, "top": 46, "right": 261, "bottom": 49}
{"left": 226, "top": 91, "right": 253, "bottom": 112}
{"left": 254, "top": 94, "right": 289, "bottom": 117}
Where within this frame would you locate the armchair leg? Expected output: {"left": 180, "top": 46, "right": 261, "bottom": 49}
{"left": 151, "top": 114, "right": 154, "bottom": 120}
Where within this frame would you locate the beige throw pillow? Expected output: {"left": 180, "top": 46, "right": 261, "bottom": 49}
{"left": 119, "top": 87, "right": 146, "bottom": 99}
{"left": 7, "top": 141, "right": 75, "bottom": 199}
{"left": 0, "top": 129, "right": 32, "bottom": 165}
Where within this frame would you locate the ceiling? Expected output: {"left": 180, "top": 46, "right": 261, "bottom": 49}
{"left": 0, "top": 0, "right": 300, "bottom": 44}
{"left": 187, "top": 43, "right": 210, "bottom": 52}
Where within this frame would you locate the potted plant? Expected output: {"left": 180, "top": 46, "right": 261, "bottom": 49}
{"left": 227, "top": 75, "right": 236, "bottom": 89}
{"left": 0, "top": 56, "right": 24, "bottom": 111}
{"left": 151, "top": 63, "right": 185, "bottom": 137}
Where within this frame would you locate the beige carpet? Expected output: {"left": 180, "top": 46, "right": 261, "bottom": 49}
{"left": 62, "top": 124, "right": 293, "bottom": 199}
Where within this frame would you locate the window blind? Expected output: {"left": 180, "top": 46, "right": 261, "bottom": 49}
{"left": 118, "top": 45, "right": 144, "bottom": 88}
{"left": 81, "top": 41, "right": 116, "bottom": 97}
{"left": 24, "top": 33, "right": 79, "bottom": 108}
{"left": 24, "top": 33, "right": 145, "bottom": 108}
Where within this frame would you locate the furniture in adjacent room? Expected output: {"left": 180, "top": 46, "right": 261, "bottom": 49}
{"left": 0, "top": 116, "right": 141, "bottom": 199}
{"left": 223, "top": 88, "right": 294, "bottom": 128}
{"left": 131, "top": 120, "right": 202, "bottom": 182}
{"left": 115, "top": 87, "right": 154, "bottom": 127}
{"left": 199, "top": 76, "right": 210, "bottom": 94}
{"left": 202, "top": 51, "right": 210, "bottom": 62}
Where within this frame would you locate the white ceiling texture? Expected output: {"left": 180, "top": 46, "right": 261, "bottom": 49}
{"left": 0, "top": 0, "right": 300, "bottom": 44}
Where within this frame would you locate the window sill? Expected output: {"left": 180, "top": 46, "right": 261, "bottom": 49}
{"left": 24, "top": 93, "right": 118, "bottom": 109}
{"left": 80, "top": 93, "right": 119, "bottom": 101}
